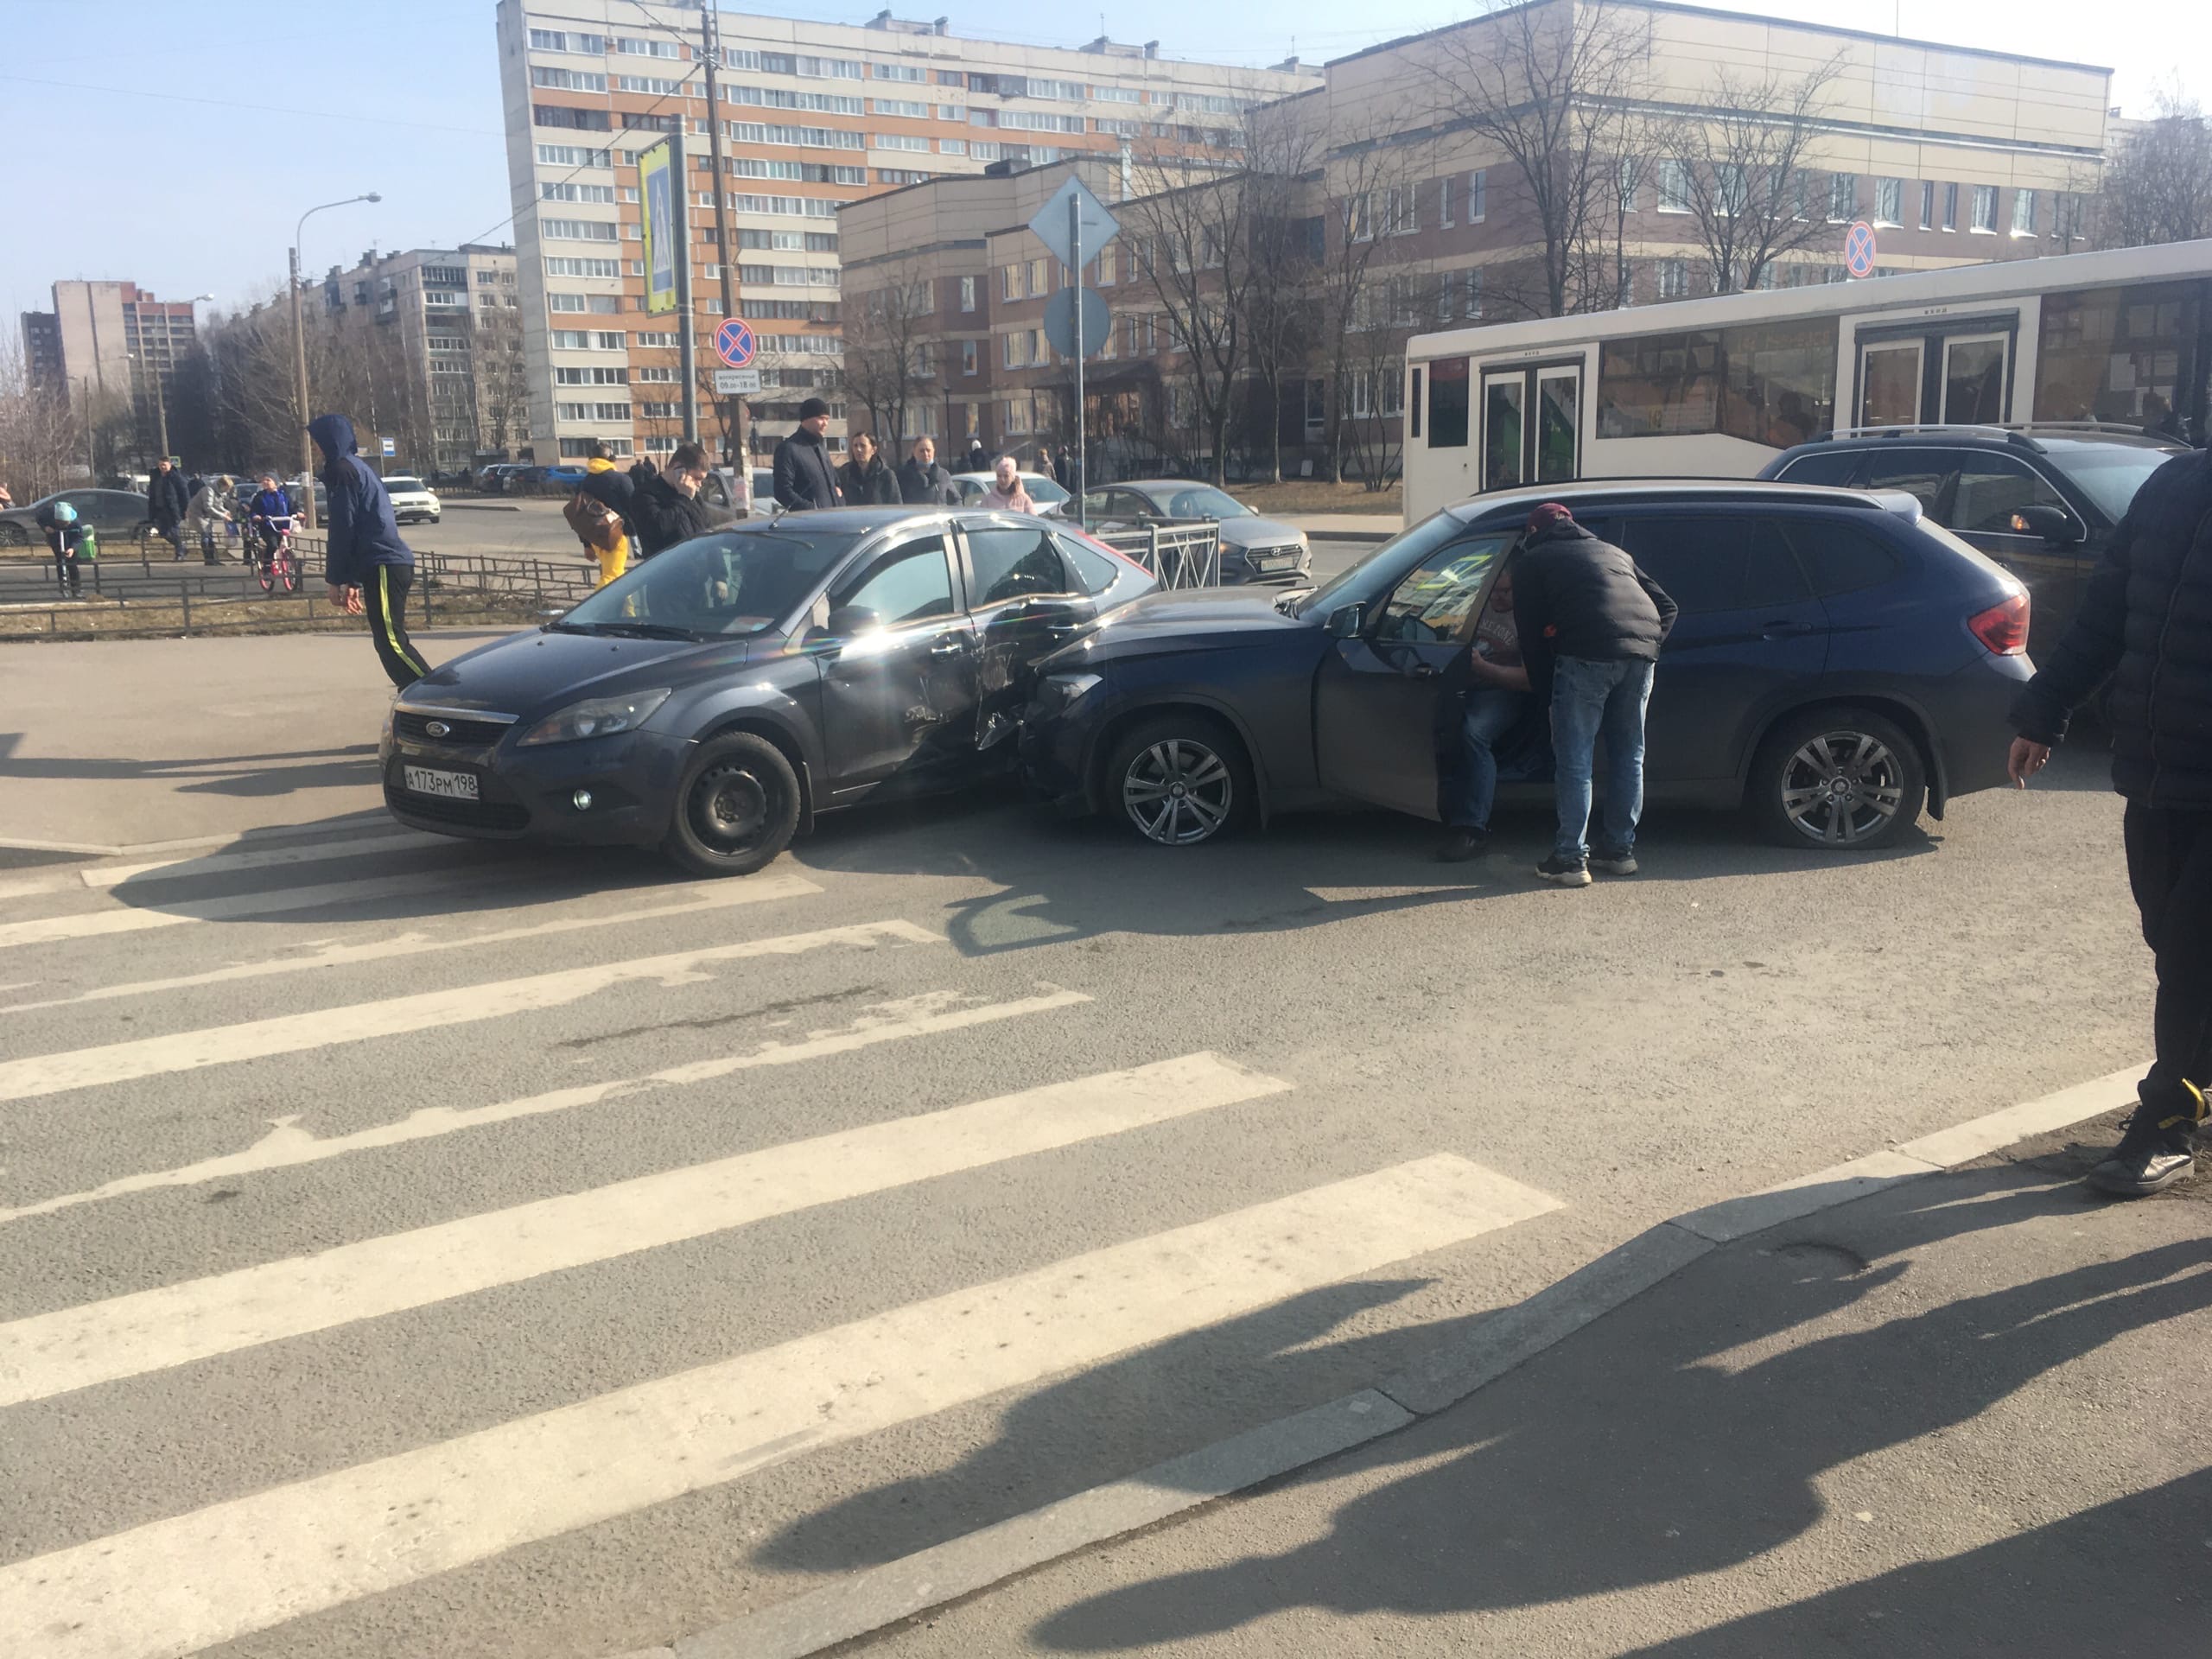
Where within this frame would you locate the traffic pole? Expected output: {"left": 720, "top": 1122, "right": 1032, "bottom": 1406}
{"left": 700, "top": 3, "right": 747, "bottom": 474}
{"left": 675, "top": 130, "right": 697, "bottom": 446}
{"left": 1070, "top": 193, "right": 1087, "bottom": 522}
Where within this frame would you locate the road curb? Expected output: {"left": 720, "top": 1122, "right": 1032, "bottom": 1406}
{"left": 637, "top": 1064, "right": 2144, "bottom": 1659}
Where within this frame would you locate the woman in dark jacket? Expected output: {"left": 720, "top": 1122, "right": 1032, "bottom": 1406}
{"left": 628, "top": 442, "right": 717, "bottom": 558}
{"left": 834, "top": 434, "right": 900, "bottom": 505}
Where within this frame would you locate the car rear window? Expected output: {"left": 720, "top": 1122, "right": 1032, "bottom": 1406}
{"left": 1052, "top": 531, "right": 1126, "bottom": 595}
{"left": 1781, "top": 518, "right": 1906, "bottom": 596}
{"left": 1617, "top": 514, "right": 1810, "bottom": 615}
{"left": 1771, "top": 450, "right": 1860, "bottom": 487}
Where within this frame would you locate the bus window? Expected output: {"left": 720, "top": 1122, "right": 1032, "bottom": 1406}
{"left": 1430, "top": 357, "right": 1470, "bottom": 448}
{"left": 2037, "top": 281, "right": 2208, "bottom": 431}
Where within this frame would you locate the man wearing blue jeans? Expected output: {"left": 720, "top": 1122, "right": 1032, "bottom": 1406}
{"left": 1510, "top": 503, "right": 1676, "bottom": 887}
{"left": 1440, "top": 566, "right": 1530, "bottom": 861}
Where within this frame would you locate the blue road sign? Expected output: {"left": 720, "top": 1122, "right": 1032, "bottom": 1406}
{"left": 1844, "top": 220, "right": 1878, "bottom": 279}
{"left": 715, "top": 319, "right": 756, "bottom": 368}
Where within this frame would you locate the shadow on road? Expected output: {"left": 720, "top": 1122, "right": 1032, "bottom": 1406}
{"left": 0, "top": 737, "right": 382, "bottom": 799}
{"left": 988, "top": 1160, "right": 2208, "bottom": 1654}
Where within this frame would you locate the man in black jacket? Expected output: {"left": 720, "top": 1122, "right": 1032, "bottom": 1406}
{"left": 898, "top": 436, "right": 959, "bottom": 505}
{"left": 628, "top": 442, "right": 718, "bottom": 558}
{"left": 2010, "top": 446, "right": 2212, "bottom": 1196}
{"left": 1510, "top": 502, "right": 1677, "bottom": 887}
{"left": 772, "top": 397, "right": 842, "bottom": 510}
{"left": 146, "top": 457, "right": 189, "bottom": 561}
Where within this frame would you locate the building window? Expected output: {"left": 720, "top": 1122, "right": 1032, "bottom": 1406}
{"left": 1875, "top": 178, "right": 1904, "bottom": 226}
{"left": 1972, "top": 184, "right": 1999, "bottom": 232}
{"left": 2012, "top": 188, "right": 2037, "bottom": 235}
{"left": 1027, "top": 257, "right": 1048, "bottom": 295}
{"left": 1657, "top": 159, "right": 1691, "bottom": 214}
{"left": 1465, "top": 267, "right": 1484, "bottom": 318}
{"left": 1919, "top": 180, "right": 1935, "bottom": 230}
{"left": 1001, "top": 264, "right": 1019, "bottom": 301}
{"left": 962, "top": 339, "right": 978, "bottom": 375}
{"left": 1942, "top": 182, "right": 1959, "bottom": 232}
{"left": 1828, "top": 173, "right": 1856, "bottom": 222}
{"left": 1384, "top": 186, "right": 1418, "bottom": 236}
{"left": 1440, "top": 178, "right": 1456, "bottom": 229}
{"left": 1656, "top": 258, "right": 1689, "bottom": 300}
{"left": 1466, "top": 168, "right": 1486, "bottom": 224}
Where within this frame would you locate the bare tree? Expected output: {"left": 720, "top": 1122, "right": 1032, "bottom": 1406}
{"left": 0, "top": 336, "right": 84, "bottom": 501}
{"left": 1421, "top": 0, "right": 1655, "bottom": 320}
{"left": 1306, "top": 125, "right": 1425, "bottom": 484}
{"left": 475, "top": 305, "right": 533, "bottom": 461}
{"left": 841, "top": 261, "right": 936, "bottom": 448}
{"left": 1650, "top": 54, "right": 1847, "bottom": 294}
{"left": 2096, "top": 91, "right": 2212, "bottom": 249}
{"left": 1236, "top": 100, "right": 1324, "bottom": 485}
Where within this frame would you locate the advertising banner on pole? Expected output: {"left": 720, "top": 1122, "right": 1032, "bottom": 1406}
{"left": 639, "top": 138, "right": 678, "bottom": 315}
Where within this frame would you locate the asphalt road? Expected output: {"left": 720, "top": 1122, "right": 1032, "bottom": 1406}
{"left": 0, "top": 709, "right": 2152, "bottom": 1658}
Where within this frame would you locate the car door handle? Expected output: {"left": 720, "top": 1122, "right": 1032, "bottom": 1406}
{"left": 928, "top": 637, "right": 968, "bottom": 656}
{"left": 1761, "top": 620, "right": 1816, "bottom": 639}
{"left": 1407, "top": 662, "right": 1440, "bottom": 679}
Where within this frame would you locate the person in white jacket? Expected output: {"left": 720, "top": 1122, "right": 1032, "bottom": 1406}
{"left": 184, "top": 474, "right": 234, "bottom": 565}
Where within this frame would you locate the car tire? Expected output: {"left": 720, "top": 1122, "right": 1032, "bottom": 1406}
{"left": 1748, "top": 707, "right": 1926, "bottom": 851}
{"left": 0, "top": 522, "right": 26, "bottom": 548}
{"left": 663, "top": 732, "right": 802, "bottom": 878}
{"left": 1105, "top": 714, "right": 1253, "bottom": 847}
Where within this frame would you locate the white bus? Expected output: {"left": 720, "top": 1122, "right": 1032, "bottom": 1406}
{"left": 1402, "top": 238, "right": 2211, "bottom": 524}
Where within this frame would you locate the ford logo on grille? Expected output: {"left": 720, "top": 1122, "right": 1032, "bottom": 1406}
{"left": 424, "top": 720, "right": 451, "bottom": 738}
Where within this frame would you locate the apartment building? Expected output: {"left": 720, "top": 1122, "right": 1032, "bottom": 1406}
{"left": 19, "top": 281, "right": 200, "bottom": 450}
{"left": 845, "top": 0, "right": 2114, "bottom": 477}
{"left": 492, "top": 1, "right": 1317, "bottom": 463}
{"left": 314, "top": 245, "right": 526, "bottom": 471}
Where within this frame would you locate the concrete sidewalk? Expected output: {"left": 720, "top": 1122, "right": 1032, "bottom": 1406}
{"left": 859, "top": 1109, "right": 2210, "bottom": 1658}
{"left": 1283, "top": 512, "right": 1401, "bottom": 543}
{"left": 0, "top": 628, "right": 511, "bottom": 851}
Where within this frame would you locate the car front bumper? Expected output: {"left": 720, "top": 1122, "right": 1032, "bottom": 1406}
{"left": 380, "top": 725, "right": 693, "bottom": 846}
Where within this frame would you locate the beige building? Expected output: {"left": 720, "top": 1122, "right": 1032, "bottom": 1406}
{"left": 21, "top": 280, "right": 200, "bottom": 458}
{"left": 491, "top": 1, "right": 1316, "bottom": 463}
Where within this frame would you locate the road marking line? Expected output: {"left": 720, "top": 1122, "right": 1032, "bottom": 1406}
{"left": 0, "top": 1053, "right": 1286, "bottom": 1407}
{"left": 78, "top": 830, "right": 440, "bottom": 889}
{"left": 0, "top": 872, "right": 823, "bottom": 1014}
{"left": 0, "top": 987, "right": 1089, "bottom": 1226}
{"left": 0, "top": 866, "right": 535, "bottom": 952}
{"left": 0, "top": 1154, "right": 1558, "bottom": 1659}
{"left": 0, "top": 920, "right": 942, "bottom": 1104}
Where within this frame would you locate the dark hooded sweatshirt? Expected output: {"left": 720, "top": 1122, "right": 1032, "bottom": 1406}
{"left": 308, "top": 413, "right": 412, "bottom": 587}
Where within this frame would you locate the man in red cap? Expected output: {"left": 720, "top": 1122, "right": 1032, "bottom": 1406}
{"left": 1509, "top": 502, "right": 1676, "bottom": 886}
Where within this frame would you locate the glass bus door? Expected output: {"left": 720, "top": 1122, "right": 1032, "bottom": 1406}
{"left": 1480, "top": 362, "right": 1583, "bottom": 491}
{"left": 1855, "top": 316, "right": 2018, "bottom": 428}
{"left": 1858, "top": 340, "right": 1923, "bottom": 427}
{"left": 1941, "top": 332, "right": 2009, "bottom": 423}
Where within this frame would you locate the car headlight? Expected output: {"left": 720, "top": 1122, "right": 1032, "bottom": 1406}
{"left": 516, "top": 688, "right": 671, "bottom": 746}
{"left": 1032, "top": 671, "right": 1102, "bottom": 716}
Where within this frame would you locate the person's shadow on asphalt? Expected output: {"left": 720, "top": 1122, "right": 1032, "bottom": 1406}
{"left": 1010, "top": 1162, "right": 2210, "bottom": 1654}
{"left": 754, "top": 1159, "right": 2208, "bottom": 1656}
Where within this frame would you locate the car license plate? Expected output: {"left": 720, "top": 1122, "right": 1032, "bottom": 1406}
{"left": 403, "top": 766, "right": 479, "bottom": 801}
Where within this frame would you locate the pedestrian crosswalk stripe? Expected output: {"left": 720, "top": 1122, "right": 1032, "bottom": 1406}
{"left": 0, "top": 919, "right": 942, "bottom": 1105}
{"left": 77, "top": 830, "right": 438, "bottom": 890}
{"left": 0, "top": 1154, "right": 1560, "bottom": 1659}
{"left": 0, "top": 871, "right": 823, "bottom": 1014}
{"left": 0, "top": 865, "right": 539, "bottom": 952}
{"left": 0, "top": 986, "right": 1091, "bottom": 1229}
{"left": 0, "top": 1053, "right": 1289, "bottom": 1408}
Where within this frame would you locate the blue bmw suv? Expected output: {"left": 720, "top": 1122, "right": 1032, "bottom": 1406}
{"left": 1020, "top": 480, "right": 2032, "bottom": 852}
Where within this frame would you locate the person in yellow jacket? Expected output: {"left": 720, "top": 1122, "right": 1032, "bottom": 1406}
{"left": 575, "top": 441, "right": 635, "bottom": 587}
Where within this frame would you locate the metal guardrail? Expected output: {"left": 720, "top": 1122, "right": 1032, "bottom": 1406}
{"left": 1089, "top": 520, "right": 1223, "bottom": 589}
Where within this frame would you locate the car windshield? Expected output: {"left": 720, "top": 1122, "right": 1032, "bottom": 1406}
{"left": 1289, "top": 506, "right": 1475, "bottom": 618}
{"left": 1160, "top": 485, "right": 1252, "bottom": 519}
{"left": 383, "top": 477, "right": 425, "bottom": 493}
{"left": 556, "top": 526, "right": 860, "bottom": 638}
{"left": 2044, "top": 443, "right": 2187, "bottom": 523}
{"left": 1026, "top": 474, "right": 1071, "bottom": 505}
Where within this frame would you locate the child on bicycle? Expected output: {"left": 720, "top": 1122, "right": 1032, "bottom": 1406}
{"left": 245, "top": 474, "right": 295, "bottom": 569}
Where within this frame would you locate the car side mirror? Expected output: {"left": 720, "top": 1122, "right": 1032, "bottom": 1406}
{"left": 1325, "top": 602, "right": 1366, "bottom": 639}
{"left": 2007, "top": 505, "right": 2084, "bottom": 546}
{"left": 820, "top": 603, "right": 880, "bottom": 638}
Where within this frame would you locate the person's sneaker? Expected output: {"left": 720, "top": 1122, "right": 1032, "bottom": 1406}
{"left": 1535, "top": 854, "right": 1592, "bottom": 887}
{"left": 2085, "top": 1093, "right": 2202, "bottom": 1198}
{"left": 1438, "top": 828, "right": 1491, "bottom": 863}
{"left": 1590, "top": 847, "right": 1638, "bottom": 875}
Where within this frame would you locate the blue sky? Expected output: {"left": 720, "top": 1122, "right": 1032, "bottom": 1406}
{"left": 7, "top": 0, "right": 2201, "bottom": 334}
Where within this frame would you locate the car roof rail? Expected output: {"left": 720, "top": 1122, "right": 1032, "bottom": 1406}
{"left": 1816, "top": 423, "right": 2033, "bottom": 448}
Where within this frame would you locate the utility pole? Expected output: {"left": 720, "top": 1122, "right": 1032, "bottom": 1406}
{"left": 289, "top": 193, "right": 381, "bottom": 529}
{"left": 1070, "top": 193, "right": 1087, "bottom": 515}
{"left": 700, "top": 3, "right": 748, "bottom": 476}
{"left": 150, "top": 359, "right": 169, "bottom": 461}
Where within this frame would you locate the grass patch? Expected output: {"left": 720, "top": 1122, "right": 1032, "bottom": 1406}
{"left": 1233, "top": 479, "right": 1402, "bottom": 518}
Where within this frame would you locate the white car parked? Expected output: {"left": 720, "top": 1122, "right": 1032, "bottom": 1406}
{"left": 380, "top": 474, "right": 442, "bottom": 525}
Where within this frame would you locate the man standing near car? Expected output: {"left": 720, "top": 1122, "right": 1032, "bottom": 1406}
{"left": 1509, "top": 502, "right": 1676, "bottom": 887}
{"left": 2009, "top": 444, "right": 2212, "bottom": 1197}
{"left": 772, "top": 397, "right": 842, "bottom": 511}
{"left": 146, "top": 456, "right": 189, "bottom": 561}
{"left": 311, "top": 412, "right": 429, "bottom": 691}
{"left": 899, "top": 436, "right": 958, "bottom": 505}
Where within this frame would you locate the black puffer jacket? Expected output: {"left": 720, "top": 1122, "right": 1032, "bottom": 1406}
{"left": 2012, "top": 447, "right": 2212, "bottom": 807}
{"left": 1510, "top": 520, "right": 1677, "bottom": 679}
{"left": 627, "top": 469, "right": 715, "bottom": 558}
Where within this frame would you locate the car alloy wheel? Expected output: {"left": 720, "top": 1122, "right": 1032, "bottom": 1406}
{"left": 1777, "top": 728, "right": 1907, "bottom": 846}
{"left": 1122, "top": 736, "right": 1234, "bottom": 845}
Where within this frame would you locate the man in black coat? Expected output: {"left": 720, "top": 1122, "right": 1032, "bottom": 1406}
{"left": 898, "top": 436, "right": 959, "bottom": 505}
{"left": 1509, "top": 502, "right": 1677, "bottom": 887}
{"left": 2010, "top": 446, "right": 2212, "bottom": 1196}
{"left": 772, "top": 397, "right": 842, "bottom": 510}
{"left": 146, "top": 457, "right": 189, "bottom": 561}
{"left": 628, "top": 442, "right": 718, "bottom": 558}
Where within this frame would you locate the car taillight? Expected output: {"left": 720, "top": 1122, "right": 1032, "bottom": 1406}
{"left": 1968, "top": 591, "right": 2029, "bottom": 656}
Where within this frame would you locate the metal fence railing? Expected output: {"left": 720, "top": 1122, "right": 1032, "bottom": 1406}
{"left": 1089, "top": 520, "right": 1222, "bottom": 589}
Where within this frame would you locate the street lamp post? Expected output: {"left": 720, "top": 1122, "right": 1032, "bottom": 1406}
{"left": 289, "top": 194, "right": 380, "bottom": 528}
